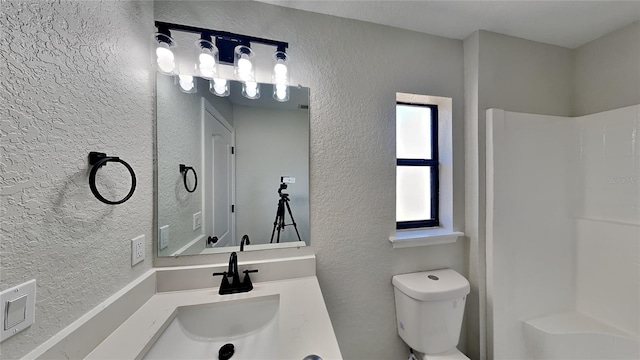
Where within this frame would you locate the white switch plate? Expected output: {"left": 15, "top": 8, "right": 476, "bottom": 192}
{"left": 281, "top": 176, "right": 295, "bottom": 184}
{"left": 159, "top": 225, "right": 169, "bottom": 250}
{"left": 1, "top": 279, "right": 36, "bottom": 343}
{"left": 193, "top": 212, "right": 202, "bottom": 231}
{"left": 131, "top": 235, "right": 145, "bottom": 266}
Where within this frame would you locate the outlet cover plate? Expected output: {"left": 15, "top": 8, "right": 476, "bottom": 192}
{"left": 1, "top": 279, "right": 36, "bottom": 343}
{"left": 193, "top": 212, "right": 202, "bottom": 231}
{"left": 159, "top": 226, "right": 169, "bottom": 250}
{"left": 131, "top": 235, "right": 145, "bottom": 266}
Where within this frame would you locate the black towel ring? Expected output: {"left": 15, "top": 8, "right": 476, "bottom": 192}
{"left": 179, "top": 164, "right": 197, "bottom": 193}
{"left": 89, "top": 152, "right": 137, "bottom": 205}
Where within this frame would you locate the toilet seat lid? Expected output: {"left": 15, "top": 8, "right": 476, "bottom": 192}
{"left": 392, "top": 269, "right": 470, "bottom": 301}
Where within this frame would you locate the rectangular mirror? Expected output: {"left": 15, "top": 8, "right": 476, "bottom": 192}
{"left": 156, "top": 75, "right": 310, "bottom": 257}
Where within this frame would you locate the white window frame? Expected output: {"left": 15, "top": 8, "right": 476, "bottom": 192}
{"left": 390, "top": 93, "right": 464, "bottom": 248}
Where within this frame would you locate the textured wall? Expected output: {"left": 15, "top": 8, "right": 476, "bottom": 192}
{"left": 154, "top": 1, "right": 467, "bottom": 359}
{"left": 573, "top": 21, "right": 640, "bottom": 116}
{"left": 234, "top": 106, "right": 310, "bottom": 245}
{"left": 0, "top": 1, "right": 154, "bottom": 358}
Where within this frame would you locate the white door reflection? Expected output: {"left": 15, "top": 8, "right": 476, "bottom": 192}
{"left": 203, "top": 99, "right": 235, "bottom": 248}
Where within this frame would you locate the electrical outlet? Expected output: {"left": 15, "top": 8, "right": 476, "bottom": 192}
{"left": 159, "top": 225, "right": 169, "bottom": 250}
{"left": 131, "top": 235, "right": 145, "bottom": 266}
{"left": 193, "top": 212, "right": 202, "bottom": 230}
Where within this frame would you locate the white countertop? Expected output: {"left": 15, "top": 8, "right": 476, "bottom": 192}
{"left": 86, "top": 276, "right": 342, "bottom": 360}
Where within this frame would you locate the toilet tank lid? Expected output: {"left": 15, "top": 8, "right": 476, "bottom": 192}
{"left": 392, "top": 269, "right": 470, "bottom": 301}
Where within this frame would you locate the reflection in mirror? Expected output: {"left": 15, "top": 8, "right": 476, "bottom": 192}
{"left": 157, "top": 75, "right": 310, "bottom": 257}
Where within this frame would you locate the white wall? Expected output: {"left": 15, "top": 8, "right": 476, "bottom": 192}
{"left": 0, "top": 1, "right": 154, "bottom": 358}
{"left": 234, "top": 106, "right": 310, "bottom": 245}
{"left": 154, "top": 2, "right": 467, "bottom": 359}
{"left": 573, "top": 21, "right": 640, "bottom": 116}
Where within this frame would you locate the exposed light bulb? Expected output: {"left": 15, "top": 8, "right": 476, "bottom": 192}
{"left": 198, "top": 53, "right": 216, "bottom": 78}
{"left": 212, "top": 78, "right": 228, "bottom": 96}
{"left": 156, "top": 46, "right": 175, "bottom": 74}
{"left": 199, "top": 53, "right": 215, "bottom": 66}
{"left": 245, "top": 81, "right": 257, "bottom": 97}
{"left": 276, "top": 89, "right": 287, "bottom": 101}
{"left": 274, "top": 83, "right": 288, "bottom": 102}
{"left": 178, "top": 75, "right": 195, "bottom": 92}
{"left": 274, "top": 63, "right": 288, "bottom": 78}
{"left": 238, "top": 57, "right": 253, "bottom": 79}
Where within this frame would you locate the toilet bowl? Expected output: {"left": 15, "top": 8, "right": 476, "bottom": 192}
{"left": 413, "top": 348, "right": 469, "bottom": 360}
{"left": 392, "top": 269, "right": 470, "bottom": 360}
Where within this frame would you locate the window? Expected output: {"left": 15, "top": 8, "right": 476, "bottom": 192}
{"left": 396, "top": 102, "right": 439, "bottom": 229}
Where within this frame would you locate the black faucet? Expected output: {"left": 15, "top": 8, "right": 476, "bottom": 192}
{"left": 212, "top": 252, "right": 258, "bottom": 295}
{"left": 227, "top": 252, "right": 240, "bottom": 286}
{"left": 240, "top": 235, "right": 250, "bottom": 251}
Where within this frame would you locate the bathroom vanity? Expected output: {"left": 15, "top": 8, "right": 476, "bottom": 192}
{"left": 23, "top": 255, "right": 341, "bottom": 360}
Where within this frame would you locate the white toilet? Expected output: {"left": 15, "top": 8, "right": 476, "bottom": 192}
{"left": 392, "top": 269, "right": 471, "bottom": 360}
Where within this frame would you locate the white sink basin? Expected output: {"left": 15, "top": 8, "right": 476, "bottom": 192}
{"left": 143, "top": 295, "right": 279, "bottom": 359}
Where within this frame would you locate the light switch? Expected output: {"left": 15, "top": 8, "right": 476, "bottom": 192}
{"left": 5, "top": 295, "right": 27, "bottom": 329}
{"left": 1, "top": 279, "right": 36, "bottom": 343}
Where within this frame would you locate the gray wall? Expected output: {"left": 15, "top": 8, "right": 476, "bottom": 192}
{"left": 463, "top": 30, "right": 483, "bottom": 360}
{"left": 0, "top": 1, "right": 154, "bottom": 358}
{"left": 154, "top": 1, "right": 467, "bottom": 359}
{"left": 234, "top": 106, "right": 310, "bottom": 245}
{"left": 573, "top": 21, "right": 640, "bottom": 116}
{"left": 464, "top": 30, "right": 574, "bottom": 360}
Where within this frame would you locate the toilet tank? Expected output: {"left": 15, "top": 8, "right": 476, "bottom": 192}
{"left": 392, "top": 269, "right": 470, "bottom": 354}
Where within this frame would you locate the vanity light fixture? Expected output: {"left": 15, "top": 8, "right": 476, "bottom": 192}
{"left": 154, "top": 21, "right": 289, "bottom": 100}
{"left": 154, "top": 27, "right": 177, "bottom": 75}
{"left": 272, "top": 51, "right": 290, "bottom": 102}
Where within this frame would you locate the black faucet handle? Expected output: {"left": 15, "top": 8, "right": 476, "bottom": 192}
{"left": 213, "top": 272, "right": 231, "bottom": 292}
{"left": 241, "top": 269, "right": 258, "bottom": 291}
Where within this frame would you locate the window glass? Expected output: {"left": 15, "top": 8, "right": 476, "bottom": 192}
{"left": 396, "top": 166, "right": 432, "bottom": 222}
{"left": 396, "top": 105, "right": 432, "bottom": 159}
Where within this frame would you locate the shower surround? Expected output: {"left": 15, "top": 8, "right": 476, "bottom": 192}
{"left": 486, "top": 105, "right": 640, "bottom": 359}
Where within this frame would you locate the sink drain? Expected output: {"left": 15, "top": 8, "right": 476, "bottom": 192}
{"left": 218, "top": 343, "right": 235, "bottom": 360}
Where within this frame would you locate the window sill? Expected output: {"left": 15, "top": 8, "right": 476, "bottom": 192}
{"left": 388, "top": 228, "right": 464, "bottom": 248}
